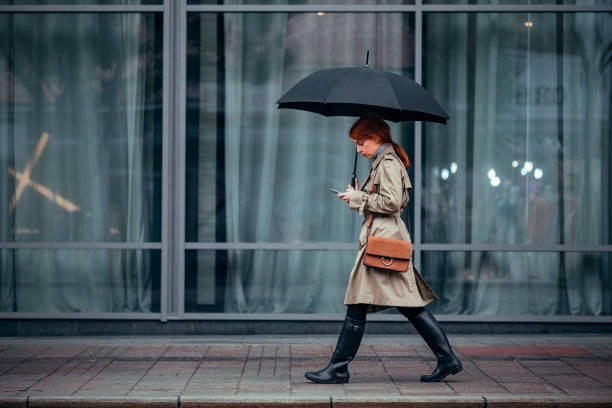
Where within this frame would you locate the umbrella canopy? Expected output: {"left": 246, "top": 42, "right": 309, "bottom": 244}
{"left": 276, "top": 66, "right": 449, "bottom": 124}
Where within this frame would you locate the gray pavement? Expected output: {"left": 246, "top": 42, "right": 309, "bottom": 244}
{"left": 1, "top": 334, "right": 611, "bottom": 407}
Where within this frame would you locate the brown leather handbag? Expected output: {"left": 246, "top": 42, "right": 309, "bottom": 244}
{"left": 361, "top": 162, "right": 412, "bottom": 272}
{"left": 363, "top": 213, "right": 412, "bottom": 272}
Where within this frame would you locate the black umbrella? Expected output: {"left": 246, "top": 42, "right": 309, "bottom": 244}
{"left": 276, "top": 52, "right": 448, "bottom": 186}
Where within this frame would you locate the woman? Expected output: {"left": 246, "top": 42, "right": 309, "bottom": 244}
{"left": 305, "top": 114, "right": 462, "bottom": 384}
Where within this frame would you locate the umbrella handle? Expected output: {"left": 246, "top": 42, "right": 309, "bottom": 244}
{"left": 351, "top": 149, "right": 358, "bottom": 188}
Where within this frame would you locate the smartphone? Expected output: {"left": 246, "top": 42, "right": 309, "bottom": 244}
{"left": 329, "top": 187, "right": 342, "bottom": 194}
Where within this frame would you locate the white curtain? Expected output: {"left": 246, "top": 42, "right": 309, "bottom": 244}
{"left": 192, "top": 10, "right": 411, "bottom": 313}
{"left": 0, "top": 13, "right": 158, "bottom": 312}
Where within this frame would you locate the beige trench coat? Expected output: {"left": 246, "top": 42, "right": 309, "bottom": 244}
{"left": 344, "top": 144, "right": 438, "bottom": 314}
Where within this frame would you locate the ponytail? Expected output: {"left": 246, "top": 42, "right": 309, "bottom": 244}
{"left": 390, "top": 141, "right": 411, "bottom": 169}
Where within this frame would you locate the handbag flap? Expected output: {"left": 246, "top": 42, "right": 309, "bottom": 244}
{"left": 366, "top": 236, "right": 412, "bottom": 259}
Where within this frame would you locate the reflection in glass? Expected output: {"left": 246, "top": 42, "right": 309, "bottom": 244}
{"left": 185, "top": 249, "right": 357, "bottom": 313}
{"left": 0, "top": 249, "right": 161, "bottom": 313}
{"left": 422, "top": 251, "right": 611, "bottom": 316}
{"left": 422, "top": 12, "right": 611, "bottom": 245}
{"left": 186, "top": 12, "right": 415, "bottom": 243}
{"left": 0, "top": 13, "right": 163, "bottom": 242}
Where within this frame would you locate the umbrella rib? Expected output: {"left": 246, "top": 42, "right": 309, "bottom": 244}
{"left": 322, "top": 68, "right": 352, "bottom": 104}
{"left": 388, "top": 77, "right": 403, "bottom": 112}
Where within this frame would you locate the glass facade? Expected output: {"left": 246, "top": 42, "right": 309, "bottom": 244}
{"left": 0, "top": 1, "right": 610, "bottom": 321}
{"left": 422, "top": 12, "right": 611, "bottom": 246}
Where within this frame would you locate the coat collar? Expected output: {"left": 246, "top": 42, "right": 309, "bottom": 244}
{"left": 360, "top": 144, "right": 395, "bottom": 191}
{"left": 371, "top": 143, "right": 395, "bottom": 170}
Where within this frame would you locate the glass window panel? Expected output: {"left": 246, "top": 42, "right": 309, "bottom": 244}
{"left": 185, "top": 249, "right": 357, "bottom": 313}
{"left": 185, "top": 12, "right": 416, "bottom": 243}
{"left": 422, "top": 12, "right": 612, "bottom": 245}
{"left": 0, "top": 13, "right": 163, "bottom": 242}
{"left": 422, "top": 251, "right": 612, "bottom": 316}
{"left": 0, "top": 249, "right": 161, "bottom": 313}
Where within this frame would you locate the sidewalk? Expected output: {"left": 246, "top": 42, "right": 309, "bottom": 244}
{"left": 1, "top": 334, "right": 611, "bottom": 407}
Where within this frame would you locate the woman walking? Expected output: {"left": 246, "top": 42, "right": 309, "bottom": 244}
{"left": 305, "top": 114, "right": 462, "bottom": 384}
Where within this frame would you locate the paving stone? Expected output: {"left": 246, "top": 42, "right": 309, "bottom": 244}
{"left": 539, "top": 346, "right": 592, "bottom": 357}
{"left": 162, "top": 346, "right": 208, "bottom": 358}
{"left": 519, "top": 360, "right": 580, "bottom": 376}
{"left": 455, "top": 346, "right": 501, "bottom": 356}
{"left": 0, "top": 346, "right": 48, "bottom": 359}
{"left": 498, "top": 382, "right": 561, "bottom": 394}
{"left": 543, "top": 374, "right": 609, "bottom": 389}
{"left": 372, "top": 344, "right": 419, "bottom": 358}
{"left": 564, "top": 360, "right": 612, "bottom": 387}
{"left": 37, "top": 346, "right": 89, "bottom": 359}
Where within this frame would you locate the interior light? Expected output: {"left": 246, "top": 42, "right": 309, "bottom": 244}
{"left": 317, "top": 12, "right": 325, "bottom": 16}
{"left": 441, "top": 169, "right": 450, "bottom": 180}
{"left": 512, "top": 161, "right": 519, "bottom": 168}
{"left": 487, "top": 169, "right": 496, "bottom": 180}
{"left": 534, "top": 168, "right": 543, "bottom": 179}
{"left": 524, "top": 161, "right": 534, "bottom": 172}
{"left": 490, "top": 177, "right": 501, "bottom": 187}
{"left": 450, "top": 162, "right": 458, "bottom": 173}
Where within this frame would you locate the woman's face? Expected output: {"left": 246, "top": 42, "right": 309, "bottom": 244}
{"left": 351, "top": 137, "right": 382, "bottom": 160}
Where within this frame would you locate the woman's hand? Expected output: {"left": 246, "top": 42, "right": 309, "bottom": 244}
{"left": 338, "top": 185, "right": 355, "bottom": 203}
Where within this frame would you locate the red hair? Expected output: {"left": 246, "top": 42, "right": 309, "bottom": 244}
{"left": 349, "top": 114, "right": 411, "bottom": 169}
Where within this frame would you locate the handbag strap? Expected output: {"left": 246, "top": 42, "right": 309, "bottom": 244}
{"left": 364, "top": 161, "right": 413, "bottom": 238}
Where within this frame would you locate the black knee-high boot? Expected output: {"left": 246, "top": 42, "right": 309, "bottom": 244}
{"left": 408, "top": 308, "right": 462, "bottom": 382}
{"left": 304, "top": 315, "right": 365, "bottom": 384}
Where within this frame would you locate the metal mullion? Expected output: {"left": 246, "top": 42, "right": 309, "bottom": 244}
{"left": 3, "top": 311, "right": 608, "bottom": 322}
{"left": 161, "top": 0, "right": 172, "bottom": 324}
{"left": 420, "top": 244, "right": 612, "bottom": 253}
{"left": 0, "top": 5, "right": 164, "bottom": 12}
{"left": 0, "top": 312, "right": 161, "bottom": 320}
{"left": 185, "top": 243, "right": 356, "bottom": 250}
{"left": 414, "top": 0, "right": 423, "bottom": 272}
{"left": 171, "top": 312, "right": 612, "bottom": 323}
{"left": 421, "top": 4, "right": 612, "bottom": 12}
{"left": 186, "top": 5, "right": 416, "bottom": 12}
{"left": 175, "top": 0, "right": 188, "bottom": 319}
{"left": 0, "top": 242, "right": 161, "bottom": 249}
{"left": 183, "top": 242, "right": 612, "bottom": 252}
{"left": 184, "top": 4, "right": 612, "bottom": 13}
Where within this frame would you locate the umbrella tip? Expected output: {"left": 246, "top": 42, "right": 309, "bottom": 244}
{"left": 364, "top": 50, "right": 369, "bottom": 68}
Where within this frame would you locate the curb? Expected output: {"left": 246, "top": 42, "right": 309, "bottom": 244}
{"left": 3, "top": 395, "right": 611, "bottom": 408}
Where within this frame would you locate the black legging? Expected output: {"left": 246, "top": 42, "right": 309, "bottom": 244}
{"left": 346, "top": 303, "right": 425, "bottom": 322}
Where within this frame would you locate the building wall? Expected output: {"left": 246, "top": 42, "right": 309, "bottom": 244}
{"left": 0, "top": 1, "right": 611, "bottom": 326}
